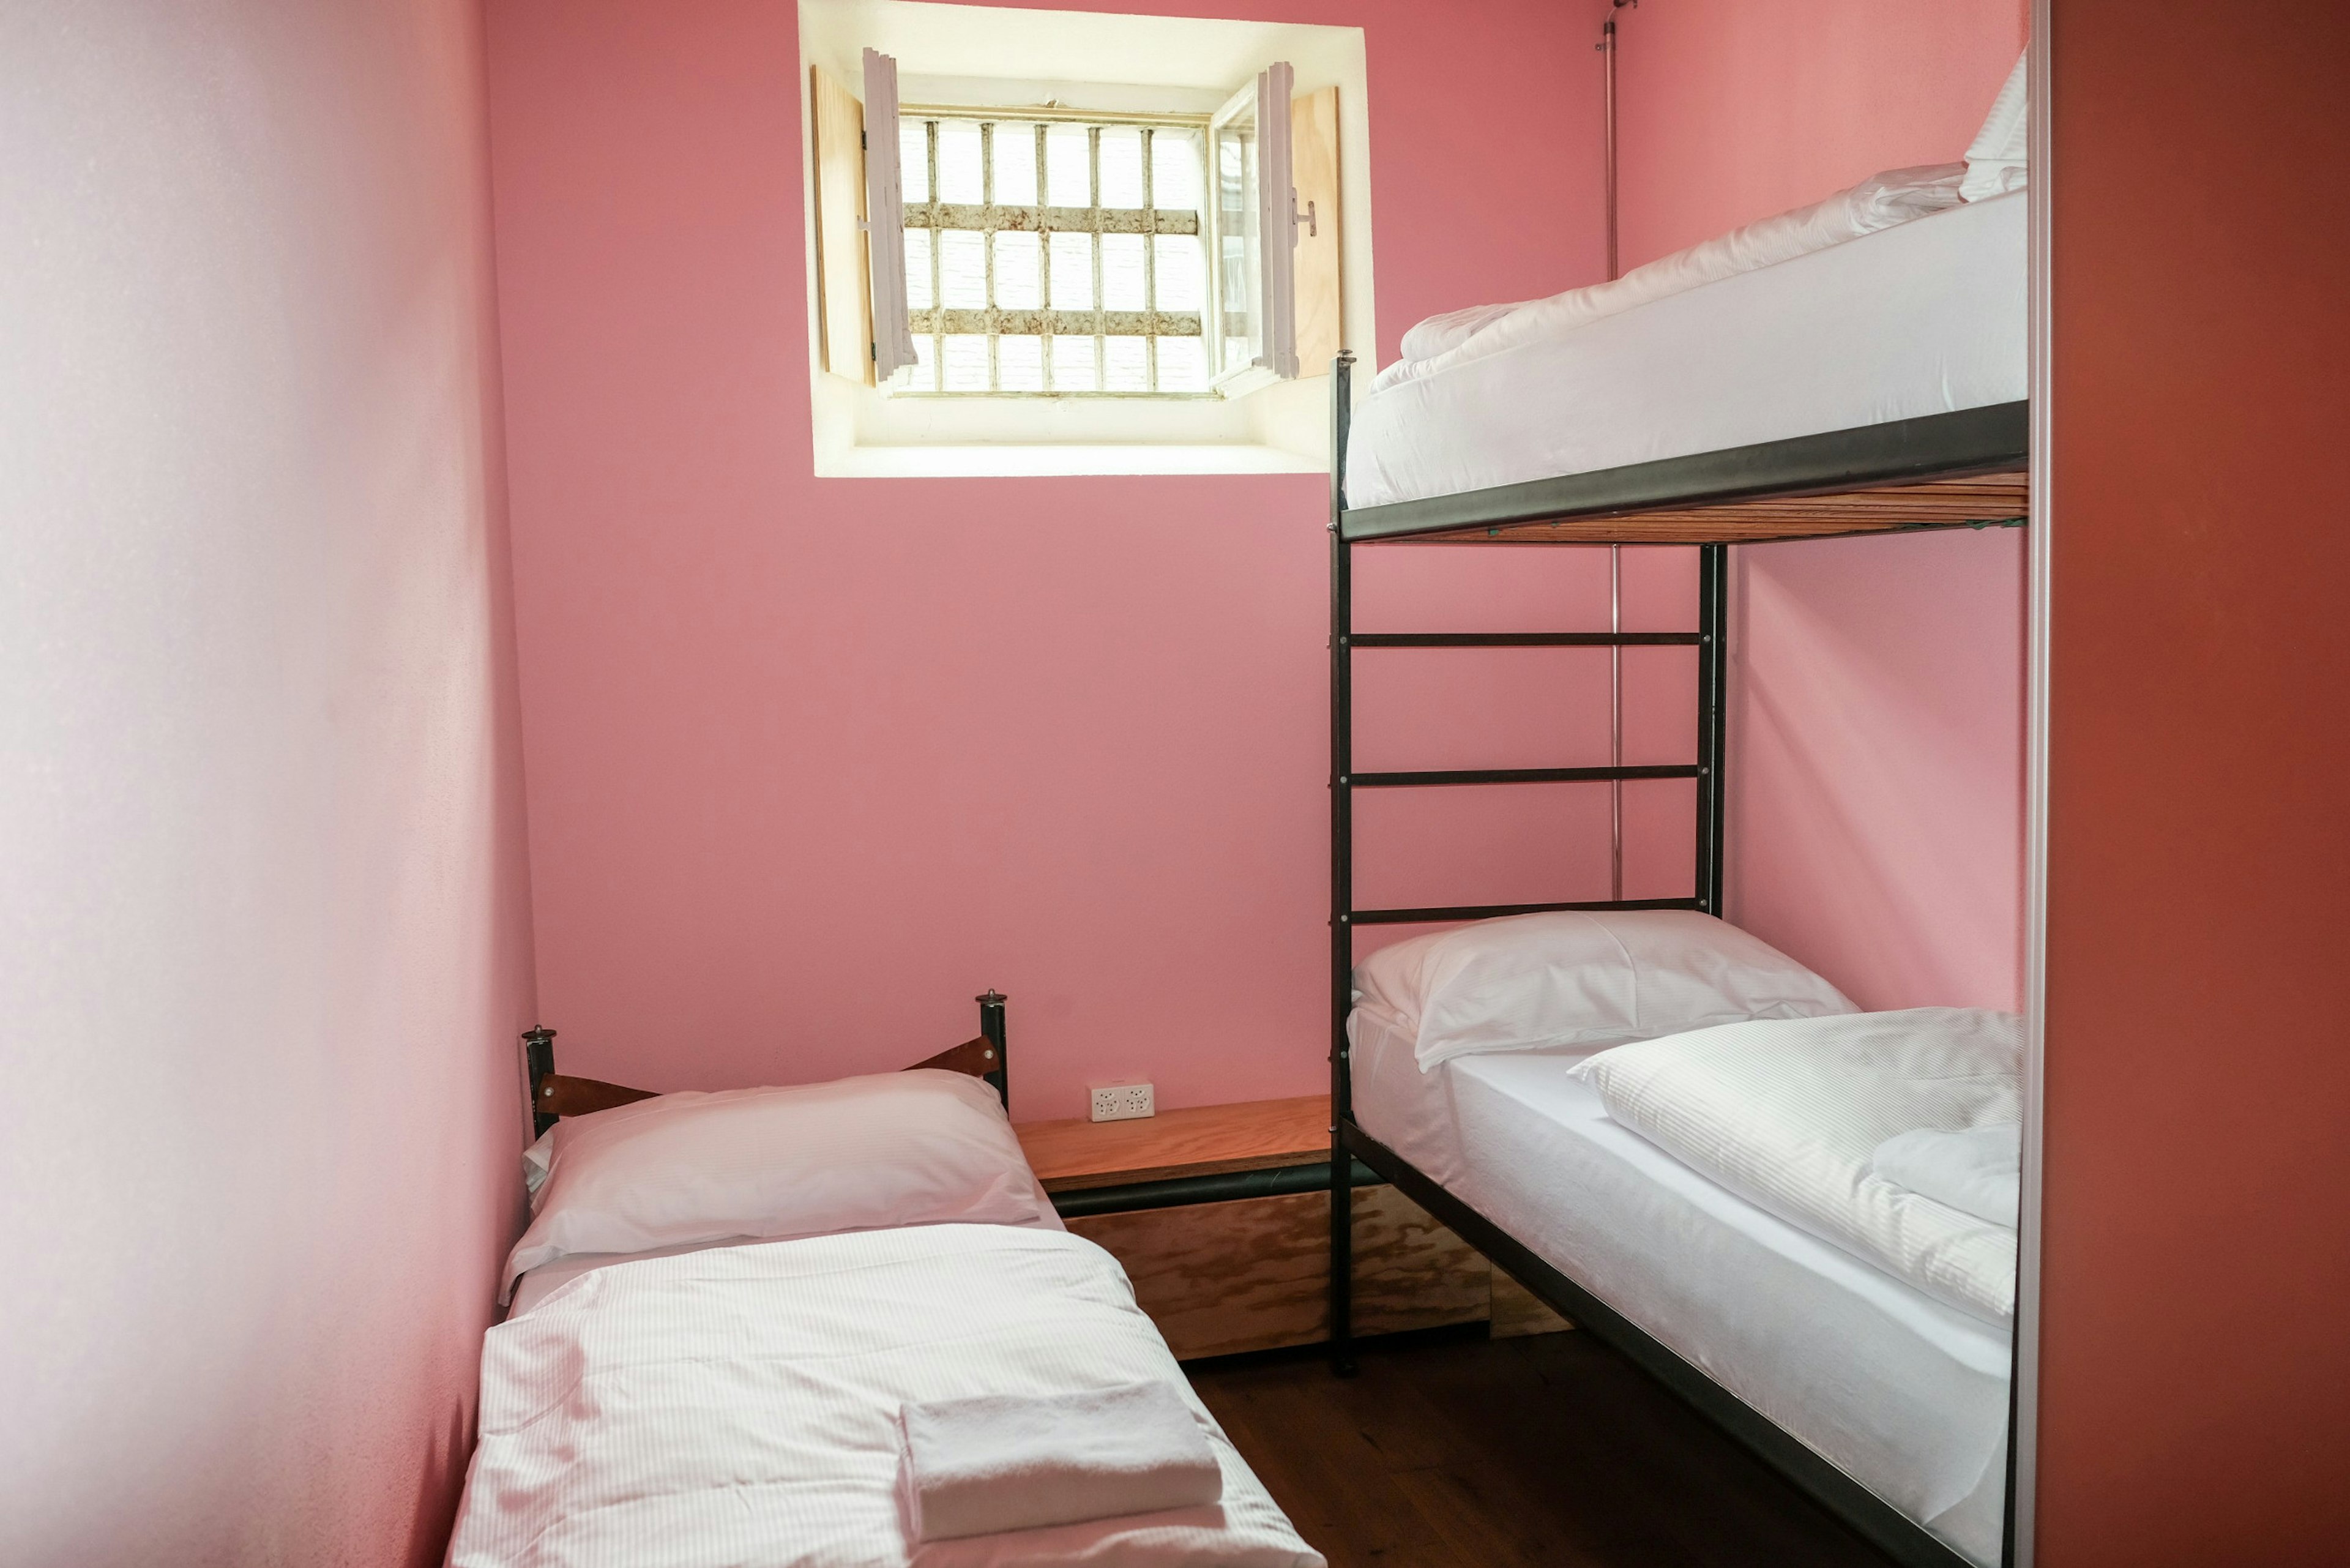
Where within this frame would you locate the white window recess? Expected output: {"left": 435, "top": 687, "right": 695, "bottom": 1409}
{"left": 800, "top": 1, "right": 1368, "bottom": 476}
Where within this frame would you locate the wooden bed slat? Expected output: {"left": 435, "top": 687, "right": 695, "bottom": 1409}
{"left": 1401, "top": 472, "right": 2028, "bottom": 545}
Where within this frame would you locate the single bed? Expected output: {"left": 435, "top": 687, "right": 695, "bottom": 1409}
{"left": 451, "top": 998, "right": 1325, "bottom": 1568}
{"left": 1349, "top": 1007, "right": 2010, "bottom": 1567}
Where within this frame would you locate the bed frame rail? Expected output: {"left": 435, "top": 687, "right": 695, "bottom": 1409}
{"left": 1345, "top": 1121, "right": 1971, "bottom": 1568}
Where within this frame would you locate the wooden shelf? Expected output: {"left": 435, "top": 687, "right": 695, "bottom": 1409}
{"left": 1015, "top": 1094, "right": 1330, "bottom": 1193}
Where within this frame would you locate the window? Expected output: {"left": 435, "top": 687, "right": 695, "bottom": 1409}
{"left": 896, "top": 113, "right": 1212, "bottom": 396}
{"left": 800, "top": 0, "right": 1367, "bottom": 474}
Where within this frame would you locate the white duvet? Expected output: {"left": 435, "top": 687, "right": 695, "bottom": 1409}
{"left": 1375, "top": 163, "right": 1966, "bottom": 394}
{"left": 447, "top": 1225, "right": 1323, "bottom": 1568}
{"left": 1572, "top": 1009, "right": 2021, "bottom": 1324}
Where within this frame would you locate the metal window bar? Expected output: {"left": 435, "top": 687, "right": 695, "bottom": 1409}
{"left": 900, "top": 113, "right": 1209, "bottom": 396}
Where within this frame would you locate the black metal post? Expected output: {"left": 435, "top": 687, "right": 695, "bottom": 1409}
{"left": 976, "top": 990, "right": 1008, "bottom": 1111}
{"left": 1329, "top": 351, "right": 1358, "bottom": 1378}
{"left": 523, "top": 1026, "right": 558, "bottom": 1137}
{"left": 1696, "top": 543, "right": 1729, "bottom": 915}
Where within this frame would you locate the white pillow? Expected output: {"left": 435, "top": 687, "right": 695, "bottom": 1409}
{"left": 502, "top": 1069, "right": 1060, "bottom": 1296}
{"left": 1398, "top": 301, "right": 1526, "bottom": 365}
{"left": 1870, "top": 1123, "right": 2021, "bottom": 1226}
{"left": 1569, "top": 1009, "right": 2021, "bottom": 1322}
{"left": 1962, "top": 52, "right": 2029, "bottom": 201}
{"left": 1352, "top": 909, "right": 1856, "bottom": 1072}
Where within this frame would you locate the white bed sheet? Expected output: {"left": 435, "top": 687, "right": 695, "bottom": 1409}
{"left": 453, "top": 1225, "right": 1323, "bottom": 1568}
{"left": 1350, "top": 1010, "right": 2011, "bottom": 1567}
{"left": 1342, "top": 190, "right": 2026, "bottom": 512}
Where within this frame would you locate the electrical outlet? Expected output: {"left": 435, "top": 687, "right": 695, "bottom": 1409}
{"left": 1089, "top": 1081, "right": 1155, "bottom": 1122}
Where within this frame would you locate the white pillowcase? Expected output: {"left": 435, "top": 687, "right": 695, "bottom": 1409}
{"left": 1352, "top": 909, "right": 1856, "bottom": 1072}
{"left": 502, "top": 1069, "right": 1060, "bottom": 1297}
{"left": 1398, "top": 301, "right": 1523, "bottom": 366}
{"left": 1962, "top": 52, "right": 2029, "bottom": 201}
{"left": 1870, "top": 1123, "right": 2021, "bottom": 1226}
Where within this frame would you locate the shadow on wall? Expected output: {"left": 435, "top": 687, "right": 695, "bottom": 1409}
{"left": 406, "top": 1400, "right": 476, "bottom": 1568}
{"left": 1726, "top": 527, "right": 2026, "bottom": 1012}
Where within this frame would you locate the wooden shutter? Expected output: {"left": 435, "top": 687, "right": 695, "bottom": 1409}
{"left": 861, "top": 48, "right": 917, "bottom": 381}
{"left": 1290, "top": 86, "right": 1341, "bottom": 376}
{"left": 810, "top": 66, "right": 873, "bottom": 385}
{"left": 1253, "top": 61, "right": 1298, "bottom": 379}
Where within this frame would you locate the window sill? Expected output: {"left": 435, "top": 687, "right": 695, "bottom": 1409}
{"left": 817, "top": 442, "right": 1322, "bottom": 478}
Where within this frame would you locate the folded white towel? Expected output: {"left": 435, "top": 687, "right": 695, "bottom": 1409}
{"left": 1870, "top": 1123, "right": 2021, "bottom": 1227}
{"left": 899, "top": 1381, "right": 1224, "bottom": 1542}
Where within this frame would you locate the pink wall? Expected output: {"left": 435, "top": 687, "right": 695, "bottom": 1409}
{"left": 1, "top": 4, "right": 536, "bottom": 1564}
{"left": 1613, "top": 0, "right": 2028, "bottom": 273}
{"left": 1612, "top": 0, "right": 2030, "bottom": 1010}
{"left": 485, "top": 0, "right": 1615, "bottom": 1120}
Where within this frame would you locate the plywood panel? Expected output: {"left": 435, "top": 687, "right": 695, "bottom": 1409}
{"left": 1289, "top": 86, "right": 1341, "bottom": 376}
{"left": 1066, "top": 1185, "right": 1487, "bottom": 1361}
{"left": 1352, "top": 1183, "right": 1490, "bottom": 1338}
{"left": 1016, "top": 1095, "right": 1328, "bottom": 1192}
{"left": 810, "top": 65, "right": 873, "bottom": 384}
{"left": 1490, "top": 1266, "right": 1574, "bottom": 1338}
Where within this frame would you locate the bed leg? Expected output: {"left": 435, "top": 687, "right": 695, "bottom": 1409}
{"left": 1329, "top": 1130, "right": 1357, "bottom": 1377}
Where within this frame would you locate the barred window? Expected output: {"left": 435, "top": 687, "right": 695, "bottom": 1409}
{"left": 895, "top": 112, "right": 1212, "bottom": 397}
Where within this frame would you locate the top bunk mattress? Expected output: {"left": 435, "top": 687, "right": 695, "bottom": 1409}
{"left": 1342, "top": 191, "right": 2026, "bottom": 513}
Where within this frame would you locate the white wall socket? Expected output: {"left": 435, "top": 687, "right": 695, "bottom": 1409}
{"left": 1088, "top": 1080, "right": 1155, "bottom": 1122}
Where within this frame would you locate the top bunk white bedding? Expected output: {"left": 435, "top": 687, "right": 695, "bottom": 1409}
{"left": 1348, "top": 1009, "right": 2011, "bottom": 1567}
{"left": 1341, "top": 190, "right": 2027, "bottom": 512}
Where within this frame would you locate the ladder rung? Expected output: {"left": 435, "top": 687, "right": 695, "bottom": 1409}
{"left": 1345, "top": 631, "right": 1703, "bottom": 649}
{"left": 1348, "top": 897, "right": 1706, "bottom": 926}
{"left": 1343, "top": 764, "right": 1702, "bottom": 788}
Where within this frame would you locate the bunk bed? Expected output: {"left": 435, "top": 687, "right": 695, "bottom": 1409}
{"left": 1324, "top": 213, "right": 2029, "bottom": 1568}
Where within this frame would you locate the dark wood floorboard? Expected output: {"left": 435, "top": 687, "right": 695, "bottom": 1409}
{"left": 1188, "top": 1330, "right": 1898, "bottom": 1568}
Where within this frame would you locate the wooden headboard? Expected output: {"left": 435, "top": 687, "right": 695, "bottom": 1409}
{"left": 522, "top": 990, "right": 1009, "bottom": 1137}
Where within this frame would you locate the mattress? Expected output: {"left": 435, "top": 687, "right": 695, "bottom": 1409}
{"left": 1341, "top": 190, "right": 2027, "bottom": 512}
{"left": 454, "top": 1225, "right": 1324, "bottom": 1568}
{"left": 1350, "top": 1010, "right": 2011, "bottom": 1567}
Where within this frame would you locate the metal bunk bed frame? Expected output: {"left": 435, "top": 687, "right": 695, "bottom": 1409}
{"left": 1326, "top": 350, "right": 2029, "bottom": 1568}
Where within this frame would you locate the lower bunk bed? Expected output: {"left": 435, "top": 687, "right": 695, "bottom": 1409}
{"left": 452, "top": 998, "right": 1324, "bottom": 1568}
{"left": 1343, "top": 971, "right": 2013, "bottom": 1568}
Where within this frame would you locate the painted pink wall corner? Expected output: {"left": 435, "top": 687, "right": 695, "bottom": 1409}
{"left": 2, "top": 2, "right": 537, "bottom": 1564}
{"left": 1614, "top": 0, "right": 2029, "bottom": 1011}
{"left": 485, "top": 0, "right": 1622, "bottom": 1120}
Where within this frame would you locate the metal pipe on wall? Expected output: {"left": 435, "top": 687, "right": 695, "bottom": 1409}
{"left": 1600, "top": 0, "right": 1634, "bottom": 898}
{"left": 1599, "top": 0, "right": 1634, "bottom": 282}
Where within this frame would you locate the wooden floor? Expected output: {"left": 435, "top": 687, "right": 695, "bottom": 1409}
{"left": 1190, "top": 1329, "right": 1897, "bottom": 1568}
